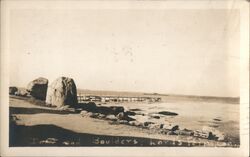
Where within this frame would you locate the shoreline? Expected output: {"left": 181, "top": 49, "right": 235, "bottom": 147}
{"left": 9, "top": 96, "right": 239, "bottom": 147}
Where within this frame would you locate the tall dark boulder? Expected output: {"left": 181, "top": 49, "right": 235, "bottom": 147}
{"left": 45, "top": 77, "right": 77, "bottom": 107}
{"left": 27, "top": 77, "right": 48, "bottom": 100}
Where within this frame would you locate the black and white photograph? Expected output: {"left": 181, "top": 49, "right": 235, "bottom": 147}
{"left": 1, "top": 0, "right": 249, "bottom": 156}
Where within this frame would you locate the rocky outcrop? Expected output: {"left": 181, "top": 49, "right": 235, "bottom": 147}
{"left": 45, "top": 77, "right": 77, "bottom": 107}
{"left": 27, "top": 77, "right": 48, "bottom": 100}
{"left": 109, "top": 106, "right": 125, "bottom": 115}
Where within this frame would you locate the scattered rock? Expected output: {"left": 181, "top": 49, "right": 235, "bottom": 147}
{"left": 213, "top": 118, "right": 222, "bottom": 121}
{"left": 27, "top": 77, "right": 48, "bottom": 100}
{"left": 118, "top": 120, "right": 129, "bottom": 124}
{"left": 171, "top": 125, "right": 179, "bottom": 131}
{"left": 75, "top": 108, "right": 83, "bottom": 112}
{"left": 152, "top": 115, "right": 160, "bottom": 119}
{"left": 116, "top": 112, "right": 135, "bottom": 121}
{"left": 217, "top": 134, "right": 225, "bottom": 141}
{"left": 65, "top": 108, "right": 76, "bottom": 112}
{"left": 80, "top": 110, "right": 89, "bottom": 117}
{"left": 129, "top": 108, "right": 142, "bottom": 111}
{"left": 136, "top": 112, "right": 145, "bottom": 116}
{"left": 58, "top": 105, "right": 70, "bottom": 110}
{"left": 125, "top": 111, "right": 136, "bottom": 116}
{"left": 14, "top": 89, "right": 28, "bottom": 97}
{"left": 167, "top": 131, "right": 176, "bottom": 135}
{"left": 158, "top": 111, "right": 178, "bottom": 116}
{"left": 128, "top": 121, "right": 143, "bottom": 127}
{"left": 143, "top": 121, "right": 155, "bottom": 127}
{"left": 98, "top": 113, "right": 106, "bottom": 119}
{"left": 193, "top": 130, "right": 211, "bottom": 139}
{"left": 9, "top": 87, "right": 18, "bottom": 95}
{"left": 160, "top": 124, "right": 164, "bottom": 129}
{"left": 124, "top": 115, "right": 136, "bottom": 121}
{"left": 105, "top": 114, "right": 118, "bottom": 121}
{"left": 46, "top": 77, "right": 77, "bottom": 107}
{"left": 58, "top": 105, "right": 76, "bottom": 112}
{"left": 208, "top": 124, "right": 219, "bottom": 128}
{"left": 147, "top": 123, "right": 160, "bottom": 130}
{"left": 109, "top": 106, "right": 125, "bottom": 115}
{"left": 79, "top": 102, "right": 97, "bottom": 112}
{"left": 160, "top": 124, "right": 179, "bottom": 131}
{"left": 147, "top": 123, "right": 161, "bottom": 130}
{"left": 80, "top": 111, "right": 98, "bottom": 118}
{"left": 95, "top": 106, "right": 111, "bottom": 114}
{"left": 90, "top": 113, "right": 100, "bottom": 118}
{"left": 63, "top": 141, "right": 70, "bottom": 146}
{"left": 175, "top": 129, "right": 194, "bottom": 136}
{"left": 149, "top": 113, "right": 162, "bottom": 119}
{"left": 160, "top": 129, "right": 170, "bottom": 134}
{"left": 80, "top": 111, "right": 99, "bottom": 118}
{"left": 92, "top": 106, "right": 125, "bottom": 115}
{"left": 116, "top": 112, "right": 125, "bottom": 120}
{"left": 202, "top": 126, "right": 225, "bottom": 141}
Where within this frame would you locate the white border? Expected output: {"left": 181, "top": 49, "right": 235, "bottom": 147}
{"left": 1, "top": 0, "right": 249, "bottom": 156}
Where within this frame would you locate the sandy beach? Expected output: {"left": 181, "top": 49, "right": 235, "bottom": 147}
{"left": 9, "top": 95, "right": 239, "bottom": 147}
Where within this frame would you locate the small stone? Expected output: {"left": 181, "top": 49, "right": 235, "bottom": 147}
{"left": 152, "top": 116, "right": 160, "bottom": 119}
{"left": 202, "top": 126, "right": 225, "bottom": 141}
{"left": 167, "top": 131, "right": 176, "bottom": 135}
{"left": 194, "top": 130, "right": 210, "bottom": 139}
{"left": 171, "top": 125, "right": 179, "bottom": 131}
{"left": 160, "top": 124, "right": 179, "bottom": 131}
{"left": 118, "top": 120, "right": 129, "bottom": 124}
{"left": 14, "top": 89, "right": 28, "bottom": 97}
{"left": 143, "top": 121, "right": 154, "bottom": 127}
{"left": 106, "top": 114, "right": 118, "bottom": 121}
{"left": 90, "top": 113, "right": 100, "bottom": 118}
{"left": 128, "top": 121, "right": 142, "bottom": 127}
{"left": 80, "top": 110, "right": 89, "bottom": 117}
{"left": 98, "top": 113, "right": 106, "bottom": 119}
{"left": 9, "top": 87, "right": 18, "bottom": 95}
{"left": 116, "top": 112, "right": 125, "bottom": 120}
{"left": 147, "top": 123, "right": 160, "bottom": 129}
{"left": 175, "top": 130, "right": 194, "bottom": 136}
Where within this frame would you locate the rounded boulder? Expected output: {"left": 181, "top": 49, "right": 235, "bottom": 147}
{"left": 45, "top": 77, "right": 77, "bottom": 107}
{"left": 27, "top": 77, "right": 48, "bottom": 100}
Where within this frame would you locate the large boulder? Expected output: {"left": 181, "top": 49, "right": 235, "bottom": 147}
{"left": 45, "top": 77, "right": 77, "bottom": 107}
{"left": 27, "top": 77, "right": 48, "bottom": 100}
{"left": 9, "top": 87, "right": 18, "bottom": 95}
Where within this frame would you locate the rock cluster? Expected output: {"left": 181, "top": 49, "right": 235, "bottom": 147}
{"left": 11, "top": 76, "right": 78, "bottom": 108}
{"left": 15, "top": 88, "right": 28, "bottom": 97}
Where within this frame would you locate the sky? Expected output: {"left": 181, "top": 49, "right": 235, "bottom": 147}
{"left": 9, "top": 9, "right": 240, "bottom": 97}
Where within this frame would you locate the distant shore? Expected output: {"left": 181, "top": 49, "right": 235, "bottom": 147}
{"left": 77, "top": 89, "right": 240, "bottom": 104}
